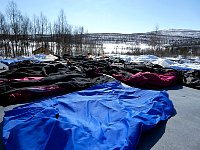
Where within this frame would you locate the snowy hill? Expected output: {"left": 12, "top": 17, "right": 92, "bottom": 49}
{"left": 151, "top": 29, "right": 200, "bottom": 38}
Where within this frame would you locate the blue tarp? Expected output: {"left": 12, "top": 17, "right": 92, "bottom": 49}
{"left": 3, "top": 81, "right": 175, "bottom": 150}
{"left": 0, "top": 57, "right": 40, "bottom": 65}
{"left": 34, "top": 54, "right": 47, "bottom": 60}
{"left": 0, "top": 59, "right": 23, "bottom": 65}
{"left": 169, "top": 65, "right": 192, "bottom": 71}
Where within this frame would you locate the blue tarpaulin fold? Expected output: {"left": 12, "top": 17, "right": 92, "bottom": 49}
{"left": 3, "top": 81, "right": 175, "bottom": 150}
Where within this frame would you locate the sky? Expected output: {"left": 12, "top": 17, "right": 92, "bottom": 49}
{"left": 0, "top": 0, "right": 200, "bottom": 33}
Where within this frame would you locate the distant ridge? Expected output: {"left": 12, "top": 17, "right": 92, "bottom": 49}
{"left": 89, "top": 29, "right": 200, "bottom": 38}
{"left": 151, "top": 29, "right": 200, "bottom": 38}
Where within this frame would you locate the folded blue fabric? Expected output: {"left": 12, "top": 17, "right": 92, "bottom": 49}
{"left": 170, "top": 65, "right": 192, "bottom": 70}
{"left": 3, "top": 81, "right": 175, "bottom": 150}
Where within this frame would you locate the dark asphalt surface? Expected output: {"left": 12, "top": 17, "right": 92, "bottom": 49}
{"left": 1, "top": 85, "right": 200, "bottom": 150}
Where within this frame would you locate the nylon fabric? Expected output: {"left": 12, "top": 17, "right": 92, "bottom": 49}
{"left": 3, "top": 81, "right": 175, "bottom": 150}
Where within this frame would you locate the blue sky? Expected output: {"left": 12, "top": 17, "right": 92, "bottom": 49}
{"left": 0, "top": 0, "right": 200, "bottom": 33}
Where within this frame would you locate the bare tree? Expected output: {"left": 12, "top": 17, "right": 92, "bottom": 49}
{"left": 73, "top": 26, "right": 85, "bottom": 55}
{"left": 39, "top": 12, "right": 48, "bottom": 48}
{"left": 30, "top": 14, "right": 39, "bottom": 52}
{"left": 47, "top": 22, "right": 55, "bottom": 53}
{"left": 54, "top": 9, "right": 72, "bottom": 56}
{"left": 6, "top": 1, "right": 23, "bottom": 57}
{"left": 0, "top": 2, "right": 88, "bottom": 57}
{"left": 0, "top": 11, "right": 11, "bottom": 57}
{"left": 149, "top": 25, "right": 161, "bottom": 54}
{"left": 20, "top": 15, "right": 31, "bottom": 56}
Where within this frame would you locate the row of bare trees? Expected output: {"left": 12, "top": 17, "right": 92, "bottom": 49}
{"left": 0, "top": 1, "right": 91, "bottom": 58}
{"left": 118, "top": 46, "right": 200, "bottom": 58}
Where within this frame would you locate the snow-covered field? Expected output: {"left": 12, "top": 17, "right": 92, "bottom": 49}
{"left": 103, "top": 43, "right": 150, "bottom": 53}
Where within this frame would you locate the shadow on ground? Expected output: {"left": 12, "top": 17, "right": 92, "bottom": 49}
{"left": 136, "top": 120, "right": 168, "bottom": 150}
{"left": 165, "top": 84, "right": 183, "bottom": 91}
{"left": 154, "top": 84, "right": 183, "bottom": 91}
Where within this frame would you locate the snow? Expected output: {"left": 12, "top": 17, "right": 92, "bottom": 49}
{"left": 108, "top": 54, "right": 159, "bottom": 63}
{"left": 106, "top": 54, "right": 200, "bottom": 70}
{"left": 103, "top": 43, "right": 151, "bottom": 54}
{"left": 0, "top": 53, "right": 199, "bottom": 71}
{"left": 0, "top": 62, "right": 9, "bottom": 73}
{"left": 152, "top": 58, "right": 175, "bottom": 67}
{"left": 34, "top": 54, "right": 58, "bottom": 61}
{"left": 169, "top": 63, "right": 200, "bottom": 70}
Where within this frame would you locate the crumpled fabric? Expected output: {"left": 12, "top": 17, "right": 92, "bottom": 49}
{"left": 3, "top": 81, "right": 175, "bottom": 150}
{"left": 112, "top": 71, "right": 177, "bottom": 89}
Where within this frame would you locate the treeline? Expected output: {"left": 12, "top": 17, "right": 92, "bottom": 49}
{"left": 0, "top": 1, "right": 96, "bottom": 58}
{"left": 114, "top": 46, "right": 200, "bottom": 58}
